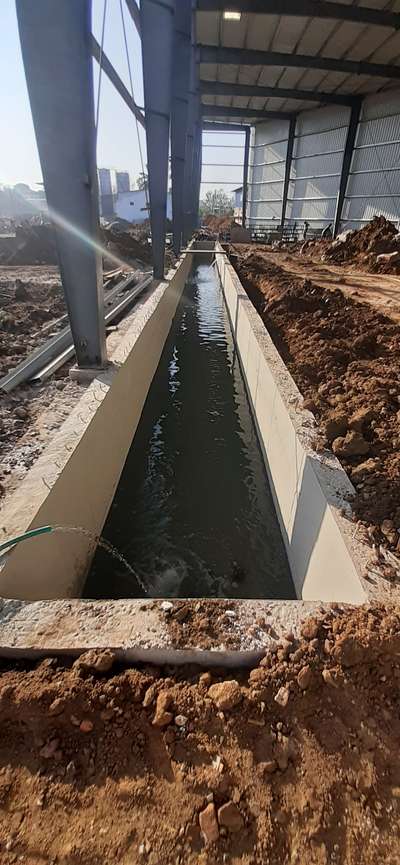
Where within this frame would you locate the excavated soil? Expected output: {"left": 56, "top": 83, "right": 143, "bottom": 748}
{"left": 0, "top": 266, "right": 66, "bottom": 379}
{"left": 231, "top": 247, "right": 400, "bottom": 554}
{"left": 0, "top": 264, "right": 148, "bottom": 503}
{"left": 323, "top": 216, "right": 400, "bottom": 274}
{"left": 100, "top": 227, "right": 152, "bottom": 266}
{"left": 157, "top": 600, "right": 241, "bottom": 649}
{"left": 301, "top": 216, "right": 400, "bottom": 276}
{"left": 203, "top": 215, "right": 236, "bottom": 234}
{"left": 0, "top": 264, "right": 123, "bottom": 496}
{"left": 0, "top": 605, "right": 399, "bottom": 864}
{"left": 256, "top": 249, "right": 400, "bottom": 324}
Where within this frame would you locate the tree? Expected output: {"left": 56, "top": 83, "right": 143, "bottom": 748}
{"left": 199, "top": 188, "right": 234, "bottom": 218}
{"left": 136, "top": 172, "right": 148, "bottom": 191}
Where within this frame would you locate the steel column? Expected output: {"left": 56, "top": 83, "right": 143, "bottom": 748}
{"left": 183, "top": 38, "right": 198, "bottom": 244}
{"left": 333, "top": 101, "right": 362, "bottom": 237}
{"left": 171, "top": 0, "right": 191, "bottom": 256}
{"left": 281, "top": 116, "right": 297, "bottom": 228}
{"left": 141, "top": 0, "right": 175, "bottom": 279}
{"left": 16, "top": 0, "right": 106, "bottom": 368}
{"left": 192, "top": 117, "right": 202, "bottom": 230}
{"left": 242, "top": 127, "right": 251, "bottom": 227}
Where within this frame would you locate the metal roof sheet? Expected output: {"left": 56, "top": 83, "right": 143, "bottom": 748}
{"left": 197, "top": 1, "right": 400, "bottom": 123}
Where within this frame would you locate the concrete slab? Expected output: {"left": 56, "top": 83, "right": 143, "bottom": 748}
{"left": 0, "top": 597, "right": 330, "bottom": 666}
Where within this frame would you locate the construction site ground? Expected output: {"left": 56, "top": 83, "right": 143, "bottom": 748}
{"left": 0, "top": 604, "right": 399, "bottom": 865}
{"left": 0, "top": 262, "right": 151, "bottom": 505}
{"left": 257, "top": 249, "right": 400, "bottom": 324}
{"left": 230, "top": 241, "right": 400, "bottom": 589}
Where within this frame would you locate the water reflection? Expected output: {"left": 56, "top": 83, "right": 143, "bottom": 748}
{"left": 84, "top": 261, "right": 294, "bottom": 600}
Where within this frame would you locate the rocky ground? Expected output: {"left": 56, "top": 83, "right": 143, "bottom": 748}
{"left": 0, "top": 258, "right": 153, "bottom": 503}
{"left": 231, "top": 245, "right": 400, "bottom": 566}
{"left": 296, "top": 216, "right": 400, "bottom": 276}
{"left": 0, "top": 604, "right": 399, "bottom": 864}
{"left": 0, "top": 266, "right": 88, "bottom": 502}
{"left": 321, "top": 216, "right": 400, "bottom": 275}
{"left": 251, "top": 249, "right": 400, "bottom": 324}
{"left": 0, "top": 266, "right": 66, "bottom": 379}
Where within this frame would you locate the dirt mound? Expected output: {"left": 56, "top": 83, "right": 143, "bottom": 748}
{"left": 2, "top": 223, "right": 58, "bottom": 266}
{"left": 0, "top": 603, "right": 399, "bottom": 864}
{"left": 1, "top": 221, "right": 153, "bottom": 268}
{"left": 203, "top": 214, "right": 235, "bottom": 233}
{"left": 0, "top": 273, "right": 65, "bottom": 380}
{"left": 324, "top": 216, "right": 400, "bottom": 273}
{"left": 101, "top": 226, "right": 152, "bottom": 265}
{"left": 233, "top": 248, "right": 400, "bottom": 555}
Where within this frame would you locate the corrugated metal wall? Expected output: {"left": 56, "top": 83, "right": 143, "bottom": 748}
{"left": 248, "top": 119, "right": 289, "bottom": 225}
{"left": 248, "top": 89, "right": 400, "bottom": 234}
{"left": 287, "top": 106, "right": 349, "bottom": 228}
{"left": 342, "top": 91, "right": 400, "bottom": 229}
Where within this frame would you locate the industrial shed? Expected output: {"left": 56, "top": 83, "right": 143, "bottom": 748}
{"left": 2, "top": 2, "right": 400, "bottom": 859}
{"left": 197, "top": 1, "right": 400, "bottom": 235}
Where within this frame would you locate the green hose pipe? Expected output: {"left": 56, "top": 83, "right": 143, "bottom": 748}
{"left": 0, "top": 525, "right": 53, "bottom": 555}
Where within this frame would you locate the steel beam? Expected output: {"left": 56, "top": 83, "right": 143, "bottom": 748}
{"left": 333, "top": 101, "right": 362, "bottom": 237}
{"left": 202, "top": 122, "right": 249, "bottom": 132}
{"left": 16, "top": 0, "right": 106, "bottom": 369}
{"left": 202, "top": 104, "right": 293, "bottom": 120}
{"left": 199, "top": 80, "right": 357, "bottom": 107}
{"left": 125, "top": 0, "right": 141, "bottom": 35}
{"left": 192, "top": 118, "right": 203, "bottom": 230}
{"left": 183, "top": 32, "right": 199, "bottom": 244}
{"left": 171, "top": 0, "right": 192, "bottom": 256}
{"left": 242, "top": 127, "right": 250, "bottom": 227}
{"left": 281, "top": 116, "right": 296, "bottom": 228}
{"left": 141, "top": 0, "right": 175, "bottom": 279}
{"left": 199, "top": 45, "right": 400, "bottom": 81}
{"left": 91, "top": 36, "right": 145, "bottom": 128}
{"left": 197, "top": 0, "right": 400, "bottom": 30}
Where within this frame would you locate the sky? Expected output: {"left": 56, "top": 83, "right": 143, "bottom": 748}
{"left": 0, "top": 0, "right": 244, "bottom": 197}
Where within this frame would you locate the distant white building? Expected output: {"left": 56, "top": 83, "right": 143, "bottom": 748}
{"left": 98, "top": 168, "right": 118, "bottom": 196}
{"left": 116, "top": 171, "right": 131, "bottom": 193}
{"left": 98, "top": 167, "right": 132, "bottom": 195}
{"left": 98, "top": 168, "right": 133, "bottom": 218}
{"left": 114, "top": 188, "right": 172, "bottom": 224}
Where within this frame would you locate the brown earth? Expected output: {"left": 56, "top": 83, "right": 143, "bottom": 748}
{"left": 322, "top": 216, "right": 400, "bottom": 274}
{"left": 0, "top": 604, "right": 399, "bottom": 864}
{"left": 203, "top": 215, "right": 236, "bottom": 233}
{"left": 0, "top": 263, "right": 147, "bottom": 502}
{"left": 0, "top": 266, "right": 70, "bottom": 497}
{"left": 231, "top": 246, "right": 400, "bottom": 554}
{"left": 298, "top": 216, "right": 400, "bottom": 277}
{"left": 0, "top": 221, "right": 153, "bottom": 269}
{"left": 254, "top": 249, "right": 400, "bottom": 324}
{"left": 0, "top": 266, "right": 66, "bottom": 380}
{"left": 158, "top": 599, "right": 241, "bottom": 649}
{"left": 100, "top": 226, "right": 152, "bottom": 266}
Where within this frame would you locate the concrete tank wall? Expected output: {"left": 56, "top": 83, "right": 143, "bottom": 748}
{"left": 216, "top": 245, "right": 367, "bottom": 604}
{"left": 0, "top": 253, "right": 192, "bottom": 600}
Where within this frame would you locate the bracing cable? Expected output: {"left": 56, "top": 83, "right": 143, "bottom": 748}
{"left": 119, "top": 0, "right": 150, "bottom": 215}
{"left": 95, "top": 0, "right": 108, "bottom": 145}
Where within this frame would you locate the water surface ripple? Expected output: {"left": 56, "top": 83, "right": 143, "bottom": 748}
{"left": 84, "top": 261, "right": 294, "bottom": 600}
